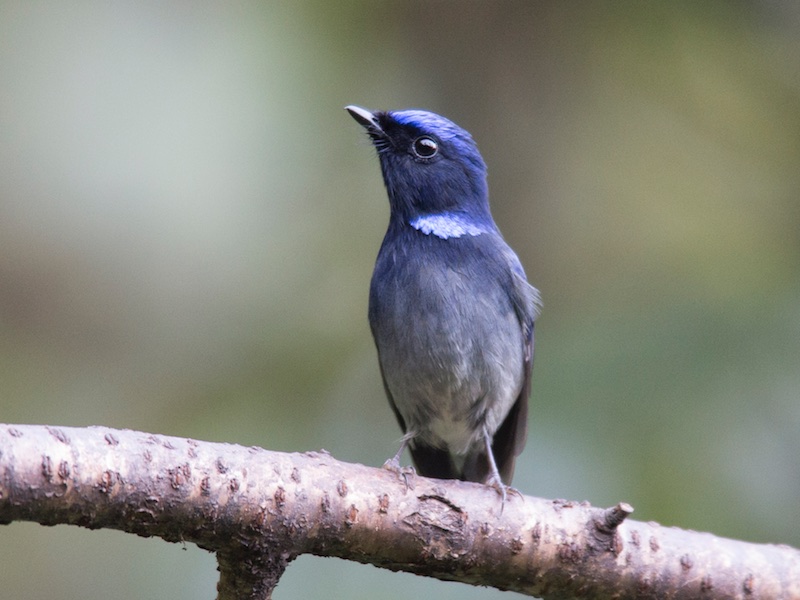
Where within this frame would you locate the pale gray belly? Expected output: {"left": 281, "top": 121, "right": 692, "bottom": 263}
{"left": 373, "top": 266, "right": 525, "bottom": 455}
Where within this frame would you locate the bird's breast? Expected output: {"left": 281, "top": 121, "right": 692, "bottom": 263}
{"left": 369, "top": 234, "right": 524, "bottom": 453}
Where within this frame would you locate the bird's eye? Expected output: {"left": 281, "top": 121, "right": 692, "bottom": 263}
{"left": 412, "top": 136, "right": 438, "bottom": 159}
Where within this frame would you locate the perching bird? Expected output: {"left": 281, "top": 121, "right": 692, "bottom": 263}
{"left": 346, "top": 105, "right": 541, "bottom": 495}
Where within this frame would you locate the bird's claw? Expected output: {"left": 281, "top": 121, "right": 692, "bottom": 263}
{"left": 485, "top": 476, "right": 521, "bottom": 514}
{"left": 382, "top": 457, "right": 416, "bottom": 490}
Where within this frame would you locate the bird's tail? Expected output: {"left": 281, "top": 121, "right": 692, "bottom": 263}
{"left": 409, "top": 443, "right": 515, "bottom": 485}
{"left": 408, "top": 443, "right": 460, "bottom": 480}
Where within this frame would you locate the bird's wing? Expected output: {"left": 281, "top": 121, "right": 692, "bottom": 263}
{"left": 491, "top": 251, "right": 541, "bottom": 483}
{"left": 376, "top": 355, "right": 408, "bottom": 436}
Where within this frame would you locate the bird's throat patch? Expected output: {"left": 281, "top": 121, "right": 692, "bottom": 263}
{"left": 410, "top": 213, "right": 486, "bottom": 240}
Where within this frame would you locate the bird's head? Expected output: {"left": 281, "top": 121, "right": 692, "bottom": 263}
{"left": 346, "top": 106, "right": 492, "bottom": 228}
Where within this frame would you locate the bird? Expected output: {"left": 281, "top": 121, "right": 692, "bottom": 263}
{"left": 345, "top": 105, "right": 541, "bottom": 497}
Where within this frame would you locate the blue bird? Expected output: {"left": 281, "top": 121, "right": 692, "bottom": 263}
{"left": 346, "top": 105, "right": 541, "bottom": 496}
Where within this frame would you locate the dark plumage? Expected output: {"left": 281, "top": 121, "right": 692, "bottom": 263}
{"left": 346, "top": 105, "right": 541, "bottom": 491}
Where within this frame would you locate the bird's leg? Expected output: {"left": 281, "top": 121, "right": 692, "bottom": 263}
{"left": 382, "top": 431, "right": 416, "bottom": 489}
{"left": 482, "top": 426, "right": 521, "bottom": 512}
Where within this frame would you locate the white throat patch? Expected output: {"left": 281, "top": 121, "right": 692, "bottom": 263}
{"left": 410, "top": 213, "right": 486, "bottom": 240}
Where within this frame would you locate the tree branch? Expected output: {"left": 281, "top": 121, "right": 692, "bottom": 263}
{"left": 0, "top": 424, "right": 797, "bottom": 599}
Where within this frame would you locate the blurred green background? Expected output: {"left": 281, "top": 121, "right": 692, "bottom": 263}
{"left": 1, "top": 2, "right": 798, "bottom": 598}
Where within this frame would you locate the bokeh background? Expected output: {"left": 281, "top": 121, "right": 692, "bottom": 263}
{"left": 1, "top": 2, "right": 799, "bottom": 598}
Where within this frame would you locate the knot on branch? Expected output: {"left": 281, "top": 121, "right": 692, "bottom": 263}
{"left": 589, "top": 502, "right": 634, "bottom": 554}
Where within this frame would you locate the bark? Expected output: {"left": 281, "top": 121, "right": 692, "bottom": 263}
{"left": 0, "top": 424, "right": 797, "bottom": 599}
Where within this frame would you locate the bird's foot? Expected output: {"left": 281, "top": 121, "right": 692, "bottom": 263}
{"left": 485, "top": 476, "right": 522, "bottom": 514}
{"left": 382, "top": 457, "right": 416, "bottom": 490}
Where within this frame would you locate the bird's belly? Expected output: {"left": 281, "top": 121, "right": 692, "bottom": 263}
{"left": 373, "top": 283, "right": 524, "bottom": 455}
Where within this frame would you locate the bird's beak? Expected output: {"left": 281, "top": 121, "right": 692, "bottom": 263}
{"left": 345, "top": 105, "right": 383, "bottom": 134}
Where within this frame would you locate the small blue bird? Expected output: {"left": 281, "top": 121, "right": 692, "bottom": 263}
{"left": 346, "top": 105, "right": 541, "bottom": 496}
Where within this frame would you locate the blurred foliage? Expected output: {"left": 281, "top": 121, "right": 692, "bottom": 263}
{"left": 0, "top": 1, "right": 798, "bottom": 598}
